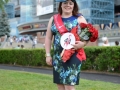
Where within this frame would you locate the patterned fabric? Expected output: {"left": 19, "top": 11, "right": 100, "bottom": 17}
{"left": 51, "top": 15, "right": 82, "bottom": 85}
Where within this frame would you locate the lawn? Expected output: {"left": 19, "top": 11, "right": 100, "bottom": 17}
{"left": 0, "top": 69, "right": 119, "bottom": 90}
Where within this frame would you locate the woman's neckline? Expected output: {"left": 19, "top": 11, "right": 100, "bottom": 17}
{"left": 61, "top": 15, "right": 73, "bottom": 19}
{"left": 61, "top": 13, "right": 73, "bottom": 18}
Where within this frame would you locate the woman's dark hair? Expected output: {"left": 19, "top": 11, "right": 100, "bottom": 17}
{"left": 115, "top": 41, "right": 119, "bottom": 46}
{"left": 58, "top": 1, "right": 79, "bottom": 16}
{"left": 21, "top": 45, "right": 24, "bottom": 48}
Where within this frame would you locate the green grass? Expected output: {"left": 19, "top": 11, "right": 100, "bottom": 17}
{"left": 0, "top": 69, "right": 120, "bottom": 90}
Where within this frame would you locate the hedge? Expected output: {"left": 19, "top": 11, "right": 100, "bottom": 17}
{"left": 0, "top": 46, "right": 120, "bottom": 73}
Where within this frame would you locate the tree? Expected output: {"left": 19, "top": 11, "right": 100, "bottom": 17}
{"left": 0, "top": 0, "right": 10, "bottom": 46}
{"left": 0, "top": 11, "right": 11, "bottom": 37}
{"left": 0, "top": 0, "right": 10, "bottom": 38}
{"left": 0, "top": 0, "right": 9, "bottom": 11}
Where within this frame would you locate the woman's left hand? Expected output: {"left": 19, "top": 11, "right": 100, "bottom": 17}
{"left": 71, "top": 41, "right": 85, "bottom": 50}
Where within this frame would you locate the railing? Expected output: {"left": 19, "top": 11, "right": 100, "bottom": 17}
{"left": 99, "top": 28, "right": 120, "bottom": 38}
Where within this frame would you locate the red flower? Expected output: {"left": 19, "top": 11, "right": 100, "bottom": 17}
{"left": 90, "top": 29, "right": 98, "bottom": 42}
{"left": 87, "top": 23, "right": 93, "bottom": 30}
{"left": 79, "top": 23, "right": 98, "bottom": 42}
{"left": 80, "top": 23, "right": 87, "bottom": 29}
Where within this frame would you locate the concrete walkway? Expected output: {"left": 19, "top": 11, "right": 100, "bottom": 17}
{"left": 0, "top": 64, "right": 120, "bottom": 84}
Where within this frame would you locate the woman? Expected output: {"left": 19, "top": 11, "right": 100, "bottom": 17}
{"left": 102, "top": 37, "right": 110, "bottom": 46}
{"left": 45, "top": 0, "right": 88, "bottom": 90}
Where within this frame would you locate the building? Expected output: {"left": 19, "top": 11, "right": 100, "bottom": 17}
{"left": 78, "top": 0, "right": 114, "bottom": 24}
{"left": 98, "top": 0, "right": 120, "bottom": 46}
{"left": 4, "top": 0, "right": 120, "bottom": 46}
{"left": 114, "top": 0, "right": 120, "bottom": 22}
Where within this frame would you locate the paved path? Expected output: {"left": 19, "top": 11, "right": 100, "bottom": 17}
{"left": 0, "top": 65, "right": 120, "bottom": 84}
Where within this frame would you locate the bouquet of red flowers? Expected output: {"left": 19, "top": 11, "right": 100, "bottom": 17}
{"left": 79, "top": 23, "right": 98, "bottom": 42}
{"left": 61, "top": 23, "right": 98, "bottom": 62}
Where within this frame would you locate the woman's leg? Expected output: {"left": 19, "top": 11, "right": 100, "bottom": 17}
{"left": 64, "top": 85, "right": 75, "bottom": 90}
{"left": 57, "top": 84, "right": 65, "bottom": 90}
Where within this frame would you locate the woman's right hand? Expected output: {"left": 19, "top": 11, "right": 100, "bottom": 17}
{"left": 46, "top": 56, "right": 52, "bottom": 66}
{"left": 71, "top": 41, "right": 85, "bottom": 50}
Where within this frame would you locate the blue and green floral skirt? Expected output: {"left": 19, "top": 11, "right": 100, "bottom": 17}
{"left": 52, "top": 52, "right": 82, "bottom": 85}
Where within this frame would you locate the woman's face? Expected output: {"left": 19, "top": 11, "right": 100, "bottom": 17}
{"left": 61, "top": 0, "right": 74, "bottom": 14}
{"left": 104, "top": 39, "right": 108, "bottom": 44}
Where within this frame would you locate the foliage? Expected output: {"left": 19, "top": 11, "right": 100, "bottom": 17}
{"left": 0, "top": 11, "right": 11, "bottom": 37}
{"left": 0, "top": 0, "right": 9, "bottom": 11}
{"left": 0, "top": 0, "right": 10, "bottom": 38}
{"left": 0, "top": 47, "right": 120, "bottom": 73}
{"left": 0, "top": 49, "right": 47, "bottom": 66}
{"left": 82, "top": 46, "right": 120, "bottom": 73}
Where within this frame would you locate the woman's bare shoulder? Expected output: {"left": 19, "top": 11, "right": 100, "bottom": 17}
{"left": 77, "top": 16, "right": 87, "bottom": 24}
{"left": 49, "top": 16, "right": 53, "bottom": 22}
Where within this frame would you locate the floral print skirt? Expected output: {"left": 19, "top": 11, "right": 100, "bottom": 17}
{"left": 52, "top": 52, "right": 82, "bottom": 85}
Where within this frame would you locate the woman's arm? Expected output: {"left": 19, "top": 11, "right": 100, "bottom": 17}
{"left": 45, "top": 17, "right": 53, "bottom": 55}
{"left": 77, "top": 16, "right": 87, "bottom": 24}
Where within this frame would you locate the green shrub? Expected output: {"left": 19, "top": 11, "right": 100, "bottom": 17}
{"left": 0, "top": 47, "right": 120, "bottom": 73}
